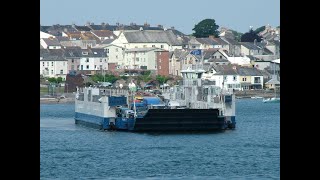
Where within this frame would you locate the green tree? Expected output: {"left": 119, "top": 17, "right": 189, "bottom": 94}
{"left": 47, "top": 77, "right": 57, "bottom": 83}
{"left": 56, "top": 77, "right": 63, "bottom": 83}
{"left": 91, "top": 74, "right": 104, "bottom": 82}
{"left": 254, "top": 26, "right": 266, "bottom": 34}
{"left": 241, "top": 29, "right": 262, "bottom": 42}
{"left": 230, "top": 30, "right": 243, "bottom": 41}
{"left": 156, "top": 75, "right": 169, "bottom": 84}
{"left": 104, "top": 74, "right": 119, "bottom": 83}
{"left": 192, "top": 19, "right": 219, "bottom": 38}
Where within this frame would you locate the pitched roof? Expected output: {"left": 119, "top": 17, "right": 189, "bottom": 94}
{"left": 55, "top": 36, "right": 69, "bottom": 42}
{"left": 47, "top": 49, "right": 65, "bottom": 57}
{"left": 214, "top": 65, "right": 238, "bottom": 75}
{"left": 101, "top": 38, "right": 115, "bottom": 44}
{"left": 221, "top": 37, "right": 240, "bottom": 45}
{"left": 123, "top": 30, "right": 182, "bottom": 45}
{"left": 91, "top": 30, "right": 116, "bottom": 38}
{"left": 211, "top": 38, "right": 228, "bottom": 45}
{"left": 265, "top": 78, "right": 280, "bottom": 84}
{"left": 196, "top": 38, "right": 219, "bottom": 45}
{"left": 203, "top": 48, "right": 220, "bottom": 59}
{"left": 237, "top": 67, "right": 263, "bottom": 76}
{"left": 41, "top": 55, "right": 67, "bottom": 61}
{"left": 169, "top": 29, "right": 185, "bottom": 36}
{"left": 64, "top": 48, "right": 83, "bottom": 58}
{"left": 88, "top": 48, "right": 107, "bottom": 57}
{"left": 42, "top": 38, "right": 61, "bottom": 46}
{"left": 125, "top": 47, "right": 162, "bottom": 52}
{"left": 179, "top": 36, "right": 190, "bottom": 45}
{"left": 263, "top": 48, "right": 273, "bottom": 55}
{"left": 240, "top": 42, "right": 261, "bottom": 50}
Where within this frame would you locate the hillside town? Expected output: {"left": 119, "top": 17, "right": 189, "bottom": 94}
{"left": 40, "top": 22, "right": 280, "bottom": 98}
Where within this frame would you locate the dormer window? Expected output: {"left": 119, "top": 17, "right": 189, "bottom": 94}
{"left": 82, "top": 51, "right": 88, "bottom": 55}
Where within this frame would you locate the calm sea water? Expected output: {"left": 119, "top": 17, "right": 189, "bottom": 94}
{"left": 40, "top": 99, "right": 280, "bottom": 180}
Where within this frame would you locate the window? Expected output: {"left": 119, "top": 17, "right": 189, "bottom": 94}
{"left": 86, "top": 65, "right": 89, "bottom": 69}
{"left": 233, "top": 76, "right": 237, "bottom": 81}
{"left": 159, "top": 59, "right": 161, "bottom": 63}
{"left": 161, "top": 45, "right": 164, "bottom": 48}
{"left": 136, "top": 58, "right": 139, "bottom": 62}
{"left": 86, "top": 58, "right": 89, "bottom": 62}
{"left": 94, "top": 65, "right": 97, "bottom": 69}
{"left": 220, "top": 56, "right": 222, "bottom": 59}
{"left": 116, "top": 55, "right": 118, "bottom": 59}
{"left": 71, "top": 65, "right": 74, "bottom": 70}
{"left": 105, "top": 59, "right": 107, "bottom": 62}
{"left": 77, "top": 65, "right": 80, "bottom": 70}
{"left": 106, "top": 49, "right": 109, "bottom": 53}
{"left": 42, "top": 62, "right": 44, "bottom": 66}
{"left": 152, "top": 45, "right": 155, "bottom": 47}
{"left": 223, "top": 76, "right": 227, "bottom": 81}
{"left": 71, "top": 59, "right": 74, "bottom": 63}
{"left": 192, "top": 45, "right": 196, "bottom": 48}
{"left": 242, "top": 77, "right": 247, "bottom": 81}
{"left": 100, "top": 58, "right": 102, "bottom": 62}
{"left": 51, "top": 70, "right": 53, "bottom": 74}
{"left": 159, "top": 66, "right": 161, "bottom": 69}
{"left": 254, "top": 77, "right": 261, "bottom": 83}
{"left": 60, "top": 70, "right": 63, "bottom": 74}
{"left": 100, "top": 65, "right": 102, "bottom": 69}
{"left": 81, "top": 65, "right": 83, "bottom": 70}
{"left": 51, "top": 62, "right": 53, "bottom": 66}
{"left": 47, "top": 62, "right": 49, "bottom": 66}
{"left": 143, "top": 45, "right": 147, "bottom": 48}
{"left": 116, "top": 48, "right": 118, "bottom": 52}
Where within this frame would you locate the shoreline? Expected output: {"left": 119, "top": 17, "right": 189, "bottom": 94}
{"left": 40, "top": 90, "right": 277, "bottom": 104}
{"left": 40, "top": 98, "right": 75, "bottom": 104}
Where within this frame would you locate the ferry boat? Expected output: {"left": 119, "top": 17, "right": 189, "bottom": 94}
{"left": 74, "top": 65, "right": 236, "bottom": 132}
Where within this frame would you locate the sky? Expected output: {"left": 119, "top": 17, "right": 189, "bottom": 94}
{"left": 40, "top": 0, "right": 280, "bottom": 34}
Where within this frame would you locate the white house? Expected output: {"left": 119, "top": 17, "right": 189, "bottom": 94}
{"left": 98, "top": 44, "right": 125, "bottom": 68}
{"left": 40, "top": 56, "right": 68, "bottom": 80}
{"left": 111, "top": 29, "right": 183, "bottom": 51}
{"left": 91, "top": 30, "right": 116, "bottom": 41}
{"left": 211, "top": 70, "right": 241, "bottom": 90}
{"left": 79, "top": 49, "right": 108, "bottom": 71}
{"left": 123, "top": 47, "right": 162, "bottom": 70}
